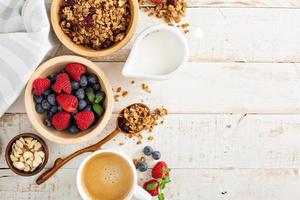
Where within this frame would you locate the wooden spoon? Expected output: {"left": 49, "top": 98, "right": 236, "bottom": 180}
{"left": 36, "top": 103, "right": 149, "bottom": 185}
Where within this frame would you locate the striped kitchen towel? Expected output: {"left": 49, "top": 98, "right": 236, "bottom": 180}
{"left": 0, "top": 0, "right": 54, "bottom": 117}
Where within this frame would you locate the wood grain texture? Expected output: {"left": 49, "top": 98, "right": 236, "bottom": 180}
{"left": 2, "top": 113, "right": 300, "bottom": 169}
{"left": 2, "top": 168, "right": 300, "bottom": 200}
{"left": 55, "top": 8, "right": 300, "bottom": 62}
{"left": 7, "top": 62, "right": 300, "bottom": 114}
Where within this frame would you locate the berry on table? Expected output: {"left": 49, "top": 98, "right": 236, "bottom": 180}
{"left": 152, "top": 151, "right": 161, "bottom": 160}
{"left": 143, "top": 146, "right": 153, "bottom": 156}
{"left": 80, "top": 75, "right": 88, "bottom": 87}
{"left": 32, "top": 78, "right": 50, "bottom": 95}
{"left": 143, "top": 179, "right": 159, "bottom": 196}
{"left": 138, "top": 161, "right": 148, "bottom": 172}
{"left": 47, "top": 94, "right": 56, "bottom": 106}
{"left": 75, "top": 88, "right": 85, "bottom": 100}
{"left": 152, "top": 161, "right": 170, "bottom": 179}
{"left": 35, "top": 103, "right": 45, "bottom": 114}
{"left": 51, "top": 111, "right": 71, "bottom": 130}
{"left": 41, "top": 99, "right": 51, "bottom": 110}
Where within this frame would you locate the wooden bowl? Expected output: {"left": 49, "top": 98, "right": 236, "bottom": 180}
{"left": 51, "top": 0, "right": 139, "bottom": 57}
{"left": 24, "top": 56, "right": 114, "bottom": 144}
{"left": 5, "top": 133, "right": 49, "bottom": 176}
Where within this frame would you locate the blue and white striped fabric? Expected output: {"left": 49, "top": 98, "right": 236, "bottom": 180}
{"left": 0, "top": 0, "right": 53, "bottom": 117}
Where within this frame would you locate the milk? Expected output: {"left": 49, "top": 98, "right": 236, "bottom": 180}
{"left": 122, "top": 25, "right": 189, "bottom": 80}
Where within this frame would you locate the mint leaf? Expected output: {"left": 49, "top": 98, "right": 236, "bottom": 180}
{"left": 146, "top": 182, "right": 158, "bottom": 191}
{"left": 95, "top": 95, "right": 103, "bottom": 103}
{"left": 86, "top": 88, "right": 95, "bottom": 103}
{"left": 158, "top": 193, "right": 165, "bottom": 200}
{"left": 159, "top": 181, "right": 166, "bottom": 190}
{"left": 162, "top": 176, "right": 171, "bottom": 183}
{"left": 93, "top": 103, "right": 104, "bottom": 115}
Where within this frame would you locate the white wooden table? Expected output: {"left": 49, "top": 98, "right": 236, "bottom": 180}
{"left": 1, "top": 0, "right": 300, "bottom": 199}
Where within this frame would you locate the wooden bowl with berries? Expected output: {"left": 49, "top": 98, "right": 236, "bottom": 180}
{"left": 24, "top": 56, "right": 114, "bottom": 144}
{"left": 51, "top": 0, "right": 139, "bottom": 57}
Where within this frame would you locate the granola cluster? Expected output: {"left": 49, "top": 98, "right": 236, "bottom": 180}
{"left": 139, "top": 0, "right": 187, "bottom": 26}
{"left": 60, "top": 0, "right": 131, "bottom": 50}
{"left": 118, "top": 104, "right": 168, "bottom": 134}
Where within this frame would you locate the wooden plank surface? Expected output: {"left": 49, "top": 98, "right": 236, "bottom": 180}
{"left": 2, "top": 168, "right": 300, "bottom": 200}
{"left": 3, "top": 113, "right": 300, "bottom": 169}
{"left": 7, "top": 62, "right": 300, "bottom": 114}
{"left": 55, "top": 8, "right": 300, "bottom": 62}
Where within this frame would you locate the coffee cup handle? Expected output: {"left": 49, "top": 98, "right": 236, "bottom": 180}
{"left": 132, "top": 185, "right": 152, "bottom": 200}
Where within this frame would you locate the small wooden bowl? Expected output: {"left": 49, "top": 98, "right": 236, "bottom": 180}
{"left": 24, "top": 56, "right": 114, "bottom": 144}
{"left": 51, "top": 0, "right": 139, "bottom": 57}
{"left": 5, "top": 133, "right": 49, "bottom": 176}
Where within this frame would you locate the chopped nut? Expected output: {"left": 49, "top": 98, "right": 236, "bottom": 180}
{"left": 141, "top": 83, "right": 151, "bottom": 93}
{"left": 184, "top": 29, "right": 190, "bottom": 34}
{"left": 116, "top": 87, "right": 122, "bottom": 93}
{"left": 147, "top": 135, "right": 154, "bottom": 140}
{"left": 122, "top": 91, "right": 128, "bottom": 97}
{"left": 181, "top": 23, "right": 189, "bottom": 29}
{"left": 131, "top": 80, "right": 135, "bottom": 84}
{"left": 118, "top": 142, "right": 125, "bottom": 146}
{"left": 10, "top": 137, "right": 45, "bottom": 173}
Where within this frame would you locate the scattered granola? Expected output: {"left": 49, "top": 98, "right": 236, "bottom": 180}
{"left": 122, "top": 91, "right": 128, "bottom": 97}
{"left": 141, "top": 83, "right": 151, "bottom": 93}
{"left": 116, "top": 87, "right": 122, "bottom": 93}
{"left": 139, "top": 0, "right": 187, "bottom": 26}
{"left": 60, "top": 0, "right": 131, "bottom": 50}
{"left": 118, "top": 104, "right": 168, "bottom": 135}
{"left": 131, "top": 80, "right": 135, "bottom": 84}
{"left": 114, "top": 94, "right": 120, "bottom": 102}
{"left": 147, "top": 135, "right": 154, "bottom": 140}
{"left": 118, "top": 142, "right": 125, "bottom": 146}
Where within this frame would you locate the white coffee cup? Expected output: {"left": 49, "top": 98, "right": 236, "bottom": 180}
{"left": 76, "top": 149, "right": 152, "bottom": 200}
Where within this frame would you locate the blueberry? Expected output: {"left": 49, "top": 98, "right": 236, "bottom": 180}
{"left": 57, "top": 106, "right": 63, "bottom": 112}
{"left": 143, "top": 146, "right": 153, "bottom": 156}
{"left": 41, "top": 100, "right": 51, "bottom": 110}
{"left": 44, "top": 117, "right": 52, "bottom": 127}
{"left": 75, "top": 88, "right": 85, "bottom": 100}
{"left": 34, "top": 95, "right": 43, "bottom": 104}
{"left": 78, "top": 99, "right": 87, "bottom": 110}
{"left": 152, "top": 151, "right": 161, "bottom": 160}
{"left": 84, "top": 105, "right": 92, "bottom": 111}
{"left": 35, "top": 103, "right": 45, "bottom": 114}
{"left": 80, "top": 75, "right": 88, "bottom": 87}
{"left": 88, "top": 75, "right": 98, "bottom": 84}
{"left": 43, "top": 89, "right": 51, "bottom": 96}
{"left": 48, "top": 74, "right": 56, "bottom": 83}
{"left": 50, "top": 105, "right": 58, "bottom": 113}
{"left": 69, "top": 125, "right": 80, "bottom": 133}
{"left": 47, "top": 94, "right": 56, "bottom": 106}
{"left": 138, "top": 161, "right": 148, "bottom": 172}
{"left": 92, "top": 83, "right": 101, "bottom": 91}
{"left": 71, "top": 81, "right": 80, "bottom": 90}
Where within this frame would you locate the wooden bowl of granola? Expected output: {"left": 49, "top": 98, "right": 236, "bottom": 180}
{"left": 51, "top": 0, "right": 139, "bottom": 57}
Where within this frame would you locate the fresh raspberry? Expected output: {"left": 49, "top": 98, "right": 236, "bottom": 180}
{"left": 65, "top": 63, "right": 86, "bottom": 81}
{"left": 51, "top": 111, "right": 71, "bottom": 130}
{"left": 74, "top": 111, "right": 95, "bottom": 130}
{"left": 143, "top": 179, "right": 159, "bottom": 196}
{"left": 56, "top": 94, "right": 78, "bottom": 112}
{"left": 54, "top": 73, "right": 71, "bottom": 94}
{"left": 152, "top": 161, "right": 170, "bottom": 179}
{"left": 32, "top": 78, "right": 50, "bottom": 95}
